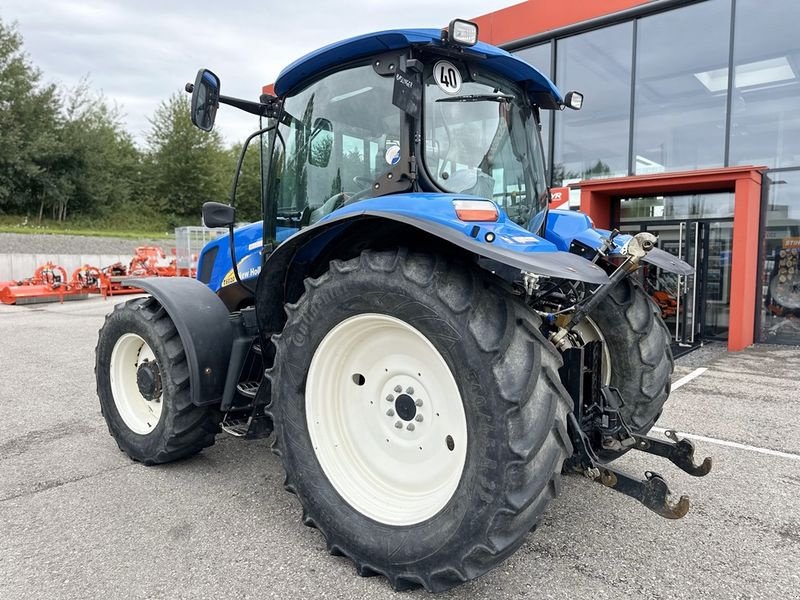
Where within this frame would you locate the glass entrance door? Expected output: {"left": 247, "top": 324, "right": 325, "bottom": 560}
{"left": 618, "top": 193, "right": 735, "bottom": 346}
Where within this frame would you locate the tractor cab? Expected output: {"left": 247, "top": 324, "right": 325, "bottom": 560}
{"left": 191, "top": 24, "right": 589, "bottom": 296}
{"left": 267, "top": 45, "right": 551, "bottom": 233}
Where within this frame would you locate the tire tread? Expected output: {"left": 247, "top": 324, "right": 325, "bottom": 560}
{"left": 266, "top": 249, "right": 573, "bottom": 592}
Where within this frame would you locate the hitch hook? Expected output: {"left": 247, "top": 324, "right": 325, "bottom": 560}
{"left": 595, "top": 467, "right": 690, "bottom": 520}
{"left": 632, "top": 430, "right": 713, "bottom": 477}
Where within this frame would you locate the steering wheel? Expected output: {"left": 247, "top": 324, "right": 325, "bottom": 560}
{"left": 353, "top": 175, "right": 373, "bottom": 189}
{"left": 330, "top": 191, "right": 350, "bottom": 212}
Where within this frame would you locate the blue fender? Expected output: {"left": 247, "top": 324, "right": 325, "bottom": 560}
{"left": 311, "top": 193, "right": 609, "bottom": 282}
{"left": 127, "top": 277, "right": 234, "bottom": 406}
{"left": 253, "top": 194, "right": 611, "bottom": 335}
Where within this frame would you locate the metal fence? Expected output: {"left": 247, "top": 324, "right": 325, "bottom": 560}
{"left": 174, "top": 226, "right": 227, "bottom": 273}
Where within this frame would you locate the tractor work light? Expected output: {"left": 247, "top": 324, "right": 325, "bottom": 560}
{"left": 445, "top": 19, "right": 479, "bottom": 47}
{"left": 564, "top": 91, "right": 584, "bottom": 110}
{"left": 453, "top": 199, "right": 498, "bottom": 222}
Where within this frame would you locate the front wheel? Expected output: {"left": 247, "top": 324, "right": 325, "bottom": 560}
{"left": 95, "top": 297, "right": 220, "bottom": 464}
{"left": 573, "top": 277, "right": 674, "bottom": 459}
{"left": 267, "top": 250, "right": 573, "bottom": 592}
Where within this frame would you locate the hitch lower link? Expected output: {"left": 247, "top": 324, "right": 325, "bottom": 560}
{"left": 560, "top": 345, "right": 712, "bottom": 520}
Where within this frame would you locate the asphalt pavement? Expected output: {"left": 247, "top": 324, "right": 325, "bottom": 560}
{"left": 1, "top": 297, "right": 798, "bottom": 599}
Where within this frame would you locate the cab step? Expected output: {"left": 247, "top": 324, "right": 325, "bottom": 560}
{"left": 236, "top": 380, "right": 259, "bottom": 399}
{"left": 220, "top": 409, "right": 274, "bottom": 440}
{"left": 221, "top": 413, "right": 250, "bottom": 437}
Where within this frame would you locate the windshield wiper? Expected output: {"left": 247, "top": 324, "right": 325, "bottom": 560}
{"left": 436, "top": 93, "right": 514, "bottom": 103}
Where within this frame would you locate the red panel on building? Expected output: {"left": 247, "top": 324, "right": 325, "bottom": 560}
{"left": 472, "top": 0, "right": 652, "bottom": 45}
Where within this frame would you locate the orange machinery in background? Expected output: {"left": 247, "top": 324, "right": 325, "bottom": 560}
{"left": 0, "top": 246, "right": 196, "bottom": 306}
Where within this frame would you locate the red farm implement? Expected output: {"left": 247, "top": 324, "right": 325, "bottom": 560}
{"left": 0, "top": 247, "right": 195, "bottom": 306}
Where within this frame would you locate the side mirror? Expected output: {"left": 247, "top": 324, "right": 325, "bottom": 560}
{"left": 564, "top": 91, "right": 584, "bottom": 111}
{"left": 308, "top": 117, "right": 333, "bottom": 168}
{"left": 202, "top": 202, "right": 235, "bottom": 228}
{"left": 190, "top": 69, "right": 221, "bottom": 131}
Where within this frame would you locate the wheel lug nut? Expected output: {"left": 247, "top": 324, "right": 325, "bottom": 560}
{"left": 415, "top": 414, "right": 423, "bottom": 422}
{"left": 394, "top": 385, "right": 402, "bottom": 393}
{"left": 406, "top": 423, "right": 415, "bottom": 431}
{"left": 386, "top": 394, "right": 394, "bottom": 402}
{"left": 394, "top": 421, "right": 403, "bottom": 429}
{"left": 406, "top": 386, "right": 414, "bottom": 395}
{"left": 386, "top": 409, "right": 395, "bottom": 417}
{"left": 415, "top": 399, "right": 423, "bottom": 407}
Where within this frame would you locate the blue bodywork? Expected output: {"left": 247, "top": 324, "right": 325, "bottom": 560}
{"left": 198, "top": 199, "right": 623, "bottom": 293}
{"left": 274, "top": 29, "right": 563, "bottom": 108}
{"left": 197, "top": 221, "right": 294, "bottom": 291}
{"left": 545, "top": 209, "right": 634, "bottom": 252}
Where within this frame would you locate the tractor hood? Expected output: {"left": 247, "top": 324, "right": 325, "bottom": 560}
{"left": 273, "top": 29, "right": 563, "bottom": 108}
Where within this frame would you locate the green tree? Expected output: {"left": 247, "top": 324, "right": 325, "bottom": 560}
{"left": 146, "top": 93, "right": 229, "bottom": 221}
{"left": 0, "top": 19, "right": 61, "bottom": 216}
{"left": 49, "top": 80, "right": 144, "bottom": 221}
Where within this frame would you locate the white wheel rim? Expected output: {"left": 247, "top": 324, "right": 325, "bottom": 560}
{"left": 306, "top": 313, "right": 468, "bottom": 526}
{"left": 110, "top": 333, "right": 163, "bottom": 435}
{"left": 572, "top": 316, "right": 612, "bottom": 384}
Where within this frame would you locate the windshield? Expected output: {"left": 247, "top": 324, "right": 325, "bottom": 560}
{"left": 423, "top": 65, "right": 549, "bottom": 228}
{"left": 268, "top": 63, "right": 404, "bottom": 229}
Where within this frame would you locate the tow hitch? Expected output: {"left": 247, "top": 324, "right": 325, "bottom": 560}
{"left": 560, "top": 343, "right": 712, "bottom": 519}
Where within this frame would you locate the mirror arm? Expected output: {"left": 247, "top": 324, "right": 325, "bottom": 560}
{"left": 226, "top": 123, "right": 277, "bottom": 296}
{"left": 219, "top": 94, "right": 280, "bottom": 117}
{"left": 229, "top": 124, "right": 276, "bottom": 207}
{"left": 186, "top": 83, "right": 279, "bottom": 117}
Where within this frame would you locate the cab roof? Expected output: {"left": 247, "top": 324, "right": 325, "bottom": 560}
{"left": 273, "top": 28, "right": 563, "bottom": 109}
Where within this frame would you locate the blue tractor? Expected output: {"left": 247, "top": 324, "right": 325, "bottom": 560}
{"left": 95, "top": 21, "right": 710, "bottom": 592}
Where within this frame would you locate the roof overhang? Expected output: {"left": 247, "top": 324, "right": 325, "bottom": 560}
{"left": 272, "top": 28, "right": 563, "bottom": 108}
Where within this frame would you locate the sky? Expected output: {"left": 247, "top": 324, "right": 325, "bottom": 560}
{"left": 3, "top": 0, "right": 514, "bottom": 147}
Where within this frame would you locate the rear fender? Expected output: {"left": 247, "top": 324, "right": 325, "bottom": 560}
{"left": 128, "top": 277, "right": 234, "bottom": 406}
{"left": 255, "top": 200, "right": 610, "bottom": 336}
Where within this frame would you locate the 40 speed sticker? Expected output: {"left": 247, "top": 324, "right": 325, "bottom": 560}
{"left": 434, "top": 60, "right": 462, "bottom": 94}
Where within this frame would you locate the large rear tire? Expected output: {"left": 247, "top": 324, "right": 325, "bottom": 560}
{"left": 574, "top": 277, "right": 673, "bottom": 459}
{"left": 95, "top": 297, "right": 220, "bottom": 465}
{"left": 267, "top": 250, "right": 573, "bottom": 592}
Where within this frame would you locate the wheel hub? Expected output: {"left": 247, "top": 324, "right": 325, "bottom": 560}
{"left": 136, "top": 359, "right": 162, "bottom": 401}
{"left": 110, "top": 333, "right": 164, "bottom": 435}
{"left": 383, "top": 379, "right": 427, "bottom": 433}
{"left": 394, "top": 394, "right": 416, "bottom": 421}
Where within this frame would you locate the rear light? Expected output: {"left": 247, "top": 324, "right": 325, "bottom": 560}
{"left": 453, "top": 200, "right": 498, "bottom": 222}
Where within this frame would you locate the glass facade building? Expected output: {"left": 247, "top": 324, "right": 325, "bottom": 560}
{"left": 476, "top": 0, "right": 800, "bottom": 347}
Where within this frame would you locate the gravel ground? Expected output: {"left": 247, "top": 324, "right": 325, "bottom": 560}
{"left": 0, "top": 232, "right": 174, "bottom": 255}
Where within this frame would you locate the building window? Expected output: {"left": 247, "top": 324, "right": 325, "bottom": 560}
{"left": 552, "top": 22, "right": 633, "bottom": 187}
{"left": 759, "top": 169, "right": 800, "bottom": 344}
{"left": 633, "top": 0, "right": 731, "bottom": 174}
{"left": 729, "top": 0, "right": 800, "bottom": 169}
{"left": 515, "top": 43, "right": 552, "bottom": 174}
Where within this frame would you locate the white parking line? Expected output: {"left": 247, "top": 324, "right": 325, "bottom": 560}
{"left": 671, "top": 367, "right": 708, "bottom": 390}
{"left": 651, "top": 427, "right": 800, "bottom": 461}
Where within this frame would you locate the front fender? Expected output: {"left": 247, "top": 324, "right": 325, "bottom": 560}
{"left": 128, "top": 277, "right": 233, "bottom": 407}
